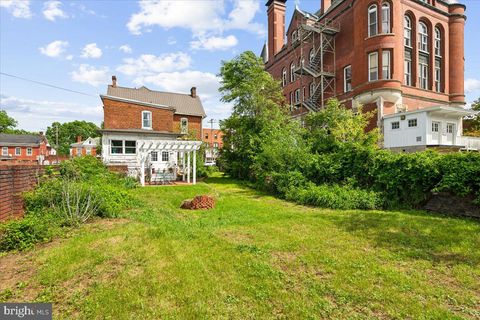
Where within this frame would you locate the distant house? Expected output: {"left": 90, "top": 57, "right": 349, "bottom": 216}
{"left": 202, "top": 128, "right": 224, "bottom": 164}
{"left": 101, "top": 76, "right": 205, "bottom": 185}
{"left": 70, "top": 136, "right": 100, "bottom": 157}
{"left": 0, "top": 133, "right": 52, "bottom": 164}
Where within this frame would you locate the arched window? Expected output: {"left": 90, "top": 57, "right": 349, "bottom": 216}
{"left": 434, "top": 27, "right": 441, "bottom": 56}
{"left": 282, "top": 68, "right": 287, "bottom": 87}
{"left": 368, "top": 5, "right": 378, "bottom": 37}
{"left": 382, "top": 3, "right": 391, "bottom": 33}
{"left": 404, "top": 15, "right": 412, "bottom": 47}
{"left": 309, "top": 82, "right": 315, "bottom": 98}
{"left": 290, "top": 62, "right": 295, "bottom": 82}
{"left": 309, "top": 48, "right": 315, "bottom": 63}
{"left": 419, "top": 21, "right": 428, "bottom": 53}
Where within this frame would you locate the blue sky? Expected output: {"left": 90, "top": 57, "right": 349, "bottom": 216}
{"left": 1, "top": 0, "right": 479, "bottom": 131}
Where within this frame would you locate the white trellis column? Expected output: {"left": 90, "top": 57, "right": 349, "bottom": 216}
{"left": 187, "top": 151, "right": 191, "bottom": 184}
{"left": 182, "top": 151, "right": 186, "bottom": 181}
{"left": 140, "top": 158, "right": 145, "bottom": 187}
{"left": 193, "top": 150, "right": 196, "bottom": 185}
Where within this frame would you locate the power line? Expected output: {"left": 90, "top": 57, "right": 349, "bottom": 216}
{"left": 0, "top": 72, "right": 98, "bottom": 98}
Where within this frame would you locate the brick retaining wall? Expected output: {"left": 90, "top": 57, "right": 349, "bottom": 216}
{"left": 0, "top": 164, "right": 44, "bottom": 221}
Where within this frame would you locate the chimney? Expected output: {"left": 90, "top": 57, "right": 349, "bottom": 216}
{"left": 266, "top": 0, "right": 287, "bottom": 59}
{"left": 112, "top": 75, "right": 117, "bottom": 87}
{"left": 321, "top": 0, "right": 332, "bottom": 14}
{"left": 190, "top": 87, "right": 197, "bottom": 98}
{"left": 76, "top": 136, "right": 82, "bottom": 143}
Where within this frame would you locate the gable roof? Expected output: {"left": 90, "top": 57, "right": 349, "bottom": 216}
{"left": 70, "top": 137, "right": 100, "bottom": 148}
{"left": 104, "top": 85, "right": 206, "bottom": 118}
{"left": 0, "top": 134, "right": 46, "bottom": 147}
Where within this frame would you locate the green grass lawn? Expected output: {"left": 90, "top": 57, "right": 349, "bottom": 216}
{"left": 1, "top": 175, "right": 479, "bottom": 319}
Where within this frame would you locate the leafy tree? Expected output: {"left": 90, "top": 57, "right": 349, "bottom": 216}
{"left": 46, "top": 121, "right": 100, "bottom": 155}
{"left": 218, "top": 51, "right": 289, "bottom": 180}
{"left": 0, "top": 110, "right": 18, "bottom": 133}
{"left": 464, "top": 97, "right": 480, "bottom": 137}
{"left": 304, "top": 99, "right": 380, "bottom": 153}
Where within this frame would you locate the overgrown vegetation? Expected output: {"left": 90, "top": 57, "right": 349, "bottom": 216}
{"left": 219, "top": 51, "right": 480, "bottom": 210}
{"left": 0, "top": 156, "right": 137, "bottom": 252}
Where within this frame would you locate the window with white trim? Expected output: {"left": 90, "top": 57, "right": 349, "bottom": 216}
{"left": 432, "top": 121, "right": 440, "bottom": 132}
{"left": 382, "top": 50, "right": 391, "bottom": 80}
{"left": 434, "top": 27, "right": 441, "bottom": 57}
{"left": 110, "top": 140, "right": 136, "bottom": 154}
{"left": 435, "top": 59, "right": 441, "bottom": 92}
{"left": 419, "top": 54, "right": 429, "bottom": 89}
{"left": 282, "top": 68, "right": 287, "bottom": 87}
{"left": 302, "top": 87, "right": 306, "bottom": 101}
{"left": 294, "top": 89, "right": 300, "bottom": 103}
{"left": 404, "top": 50, "right": 412, "bottom": 86}
{"left": 368, "top": 52, "right": 378, "bottom": 81}
{"left": 2, "top": 147, "right": 7, "bottom": 156}
{"left": 161, "top": 151, "right": 169, "bottom": 162}
{"left": 309, "top": 48, "right": 315, "bottom": 63}
{"left": 391, "top": 121, "right": 400, "bottom": 130}
{"left": 27, "top": 148, "right": 32, "bottom": 155}
{"left": 76, "top": 148, "right": 82, "bottom": 156}
{"left": 447, "top": 123, "right": 454, "bottom": 134}
{"left": 151, "top": 151, "right": 158, "bottom": 162}
{"left": 180, "top": 118, "right": 188, "bottom": 134}
{"left": 290, "top": 62, "right": 295, "bottom": 82}
{"left": 404, "top": 15, "right": 412, "bottom": 47}
{"left": 292, "top": 30, "right": 298, "bottom": 43}
{"left": 344, "top": 65, "right": 352, "bottom": 92}
{"left": 368, "top": 5, "right": 378, "bottom": 37}
{"left": 15, "top": 147, "right": 21, "bottom": 156}
{"left": 408, "top": 119, "right": 417, "bottom": 127}
{"left": 86, "top": 149, "right": 91, "bottom": 155}
{"left": 381, "top": 3, "right": 390, "bottom": 33}
{"left": 310, "top": 82, "right": 315, "bottom": 98}
{"left": 419, "top": 22, "right": 429, "bottom": 53}
{"left": 142, "top": 111, "right": 152, "bottom": 129}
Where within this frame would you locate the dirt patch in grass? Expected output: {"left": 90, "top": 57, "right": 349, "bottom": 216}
{"left": 218, "top": 229, "right": 254, "bottom": 245}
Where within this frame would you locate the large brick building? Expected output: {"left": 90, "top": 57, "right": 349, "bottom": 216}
{"left": 263, "top": 0, "right": 479, "bottom": 151}
{"left": 0, "top": 133, "right": 53, "bottom": 163}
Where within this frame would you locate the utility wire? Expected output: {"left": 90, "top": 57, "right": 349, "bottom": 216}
{"left": 0, "top": 72, "right": 98, "bottom": 97}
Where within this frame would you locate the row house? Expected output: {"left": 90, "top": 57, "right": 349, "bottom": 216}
{"left": 202, "top": 128, "right": 224, "bottom": 164}
{"left": 262, "top": 0, "right": 479, "bottom": 152}
{"left": 101, "top": 76, "right": 205, "bottom": 185}
{"left": 70, "top": 136, "right": 99, "bottom": 157}
{"left": 0, "top": 133, "right": 53, "bottom": 163}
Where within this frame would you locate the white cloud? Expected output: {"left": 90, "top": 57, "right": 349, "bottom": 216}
{"left": 39, "top": 40, "right": 69, "bottom": 58}
{"left": 190, "top": 35, "right": 238, "bottom": 51}
{"left": 126, "top": 0, "right": 263, "bottom": 50}
{"left": 71, "top": 64, "right": 110, "bottom": 87}
{"left": 0, "top": 0, "right": 32, "bottom": 18}
{"left": 119, "top": 44, "right": 133, "bottom": 54}
{"left": 465, "top": 79, "right": 480, "bottom": 93}
{"left": 43, "top": 1, "right": 68, "bottom": 21}
{"left": 81, "top": 43, "right": 103, "bottom": 59}
{"left": 167, "top": 36, "right": 177, "bottom": 45}
{"left": 117, "top": 52, "right": 191, "bottom": 76}
{"left": 0, "top": 94, "right": 102, "bottom": 131}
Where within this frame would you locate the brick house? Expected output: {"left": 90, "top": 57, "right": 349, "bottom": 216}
{"left": 101, "top": 76, "right": 205, "bottom": 185}
{"left": 202, "top": 128, "right": 224, "bottom": 164}
{"left": 263, "top": 0, "right": 479, "bottom": 151}
{"left": 0, "top": 133, "right": 52, "bottom": 163}
{"left": 70, "top": 136, "right": 99, "bottom": 157}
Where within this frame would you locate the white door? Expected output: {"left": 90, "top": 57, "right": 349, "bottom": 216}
{"left": 446, "top": 123, "right": 455, "bottom": 145}
{"left": 431, "top": 121, "right": 441, "bottom": 144}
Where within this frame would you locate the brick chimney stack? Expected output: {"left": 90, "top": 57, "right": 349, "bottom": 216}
{"left": 76, "top": 136, "right": 82, "bottom": 143}
{"left": 266, "top": 0, "right": 287, "bottom": 60}
{"left": 112, "top": 75, "right": 117, "bottom": 87}
{"left": 321, "top": 0, "right": 332, "bottom": 14}
{"left": 190, "top": 87, "right": 197, "bottom": 98}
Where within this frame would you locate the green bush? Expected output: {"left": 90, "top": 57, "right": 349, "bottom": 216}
{"left": 285, "top": 183, "right": 382, "bottom": 210}
{"left": 0, "top": 213, "right": 61, "bottom": 252}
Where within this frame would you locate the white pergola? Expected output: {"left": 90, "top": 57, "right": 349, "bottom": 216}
{"left": 136, "top": 140, "right": 202, "bottom": 186}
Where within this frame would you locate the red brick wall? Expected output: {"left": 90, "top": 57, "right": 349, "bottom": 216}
{"left": 202, "top": 129, "right": 224, "bottom": 149}
{"left": 0, "top": 164, "right": 44, "bottom": 221}
{"left": 103, "top": 97, "right": 175, "bottom": 132}
{"left": 71, "top": 147, "right": 98, "bottom": 157}
{"left": 0, "top": 143, "right": 50, "bottom": 162}
{"left": 173, "top": 114, "right": 203, "bottom": 140}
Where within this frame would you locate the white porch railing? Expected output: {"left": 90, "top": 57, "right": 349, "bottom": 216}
{"left": 459, "top": 136, "right": 480, "bottom": 151}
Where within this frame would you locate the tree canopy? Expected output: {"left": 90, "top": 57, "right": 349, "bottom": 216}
{"left": 46, "top": 121, "right": 100, "bottom": 155}
{"left": 0, "top": 110, "right": 18, "bottom": 133}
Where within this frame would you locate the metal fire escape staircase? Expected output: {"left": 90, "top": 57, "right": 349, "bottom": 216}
{"left": 293, "top": 19, "right": 340, "bottom": 112}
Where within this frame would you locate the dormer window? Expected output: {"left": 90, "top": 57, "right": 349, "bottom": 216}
{"left": 142, "top": 111, "right": 152, "bottom": 129}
